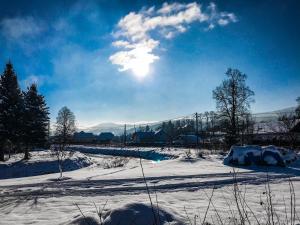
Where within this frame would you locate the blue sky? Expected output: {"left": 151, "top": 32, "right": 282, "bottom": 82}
{"left": 0, "top": 0, "right": 299, "bottom": 127}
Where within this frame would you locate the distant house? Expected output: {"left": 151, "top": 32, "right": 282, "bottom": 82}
{"left": 97, "top": 132, "right": 114, "bottom": 144}
{"left": 173, "top": 134, "right": 199, "bottom": 146}
{"left": 132, "top": 131, "right": 155, "bottom": 144}
{"left": 154, "top": 130, "right": 169, "bottom": 143}
{"left": 73, "top": 131, "right": 96, "bottom": 143}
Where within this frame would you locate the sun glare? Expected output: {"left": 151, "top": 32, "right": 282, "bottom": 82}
{"left": 128, "top": 47, "right": 154, "bottom": 79}
{"left": 132, "top": 62, "right": 150, "bottom": 78}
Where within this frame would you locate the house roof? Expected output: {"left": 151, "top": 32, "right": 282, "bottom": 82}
{"left": 133, "top": 131, "right": 155, "bottom": 139}
{"left": 154, "top": 130, "right": 167, "bottom": 135}
{"left": 98, "top": 132, "right": 114, "bottom": 138}
{"left": 74, "top": 131, "right": 95, "bottom": 138}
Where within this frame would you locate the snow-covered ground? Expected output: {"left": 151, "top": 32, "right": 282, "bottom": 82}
{"left": 1, "top": 146, "right": 300, "bottom": 224}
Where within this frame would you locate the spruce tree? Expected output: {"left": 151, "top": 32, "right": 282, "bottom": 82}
{"left": 23, "top": 83, "right": 49, "bottom": 159}
{"left": 296, "top": 97, "right": 300, "bottom": 118}
{"left": 0, "top": 62, "right": 24, "bottom": 161}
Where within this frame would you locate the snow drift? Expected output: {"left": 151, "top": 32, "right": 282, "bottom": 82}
{"left": 0, "top": 150, "right": 93, "bottom": 179}
{"left": 102, "top": 203, "right": 184, "bottom": 225}
{"left": 224, "top": 145, "right": 298, "bottom": 166}
{"left": 69, "top": 203, "right": 184, "bottom": 225}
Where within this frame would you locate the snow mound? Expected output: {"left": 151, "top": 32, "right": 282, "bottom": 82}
{"left": 224, "top": 145, "right": 298, "bottom": 167}
{"left": 102, "top": 203, "right": 184, "bottom": 225}
{"left": 0, "top": 150, "right": 93, "bottom": 179}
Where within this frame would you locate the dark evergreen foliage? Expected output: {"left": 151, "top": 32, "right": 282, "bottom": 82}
{"left": 23, "top": 83, "right": 50, "bottom": 159}
{"left": 0, "top": 62, "right": 50, "bottom": 161}
{"left": 296, "top": 97, "right": 300, "bottom": 118}
{"left": 0, "top": 62, "right": 24, "bottom": 160}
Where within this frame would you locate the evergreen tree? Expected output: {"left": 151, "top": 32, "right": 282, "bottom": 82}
{"left": 23, "top": 83, "right": 49, "bottom": 159}
{"left": 296, "top": 97, "right": 300, "bottom": 118}
{"left": 145, "top": 125, "right": 150, "bottom": 132}
{"left": 0, "top": 62, "right": 24, "bottom": 161}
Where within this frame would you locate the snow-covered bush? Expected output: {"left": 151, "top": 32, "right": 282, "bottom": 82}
{"left": 103, "top": 157, "right": 129, "bottom": 169}
{"left": 224, "top": 145, "right": 298, "bottom": 166}
{"left": 184, "top": 149, "right": 192, "bottom": 159}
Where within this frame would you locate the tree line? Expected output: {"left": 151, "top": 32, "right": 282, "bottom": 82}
{"left": 155, "top": 68, "right": 299, "bottom": 148}
{"left": 0, "top": 62, "right": 50, "bottom": 161}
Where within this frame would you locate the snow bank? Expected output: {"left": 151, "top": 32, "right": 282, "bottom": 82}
{"left": 102, "top": 203, "right": 184, "bottom": 225}
{"left": 70, "top": 146, "right": 175, "bottom": 161}
{"left": 69, "top": 203, "right": 184, "bottom": 225}
{"left": 0, "top": 150, "right": 93, "bottom": 179}
{"left": 224, "top": 145, "right": 298, "bottom": 166}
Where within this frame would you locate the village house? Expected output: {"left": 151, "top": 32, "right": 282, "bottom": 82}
{"left": 97, "top": 132, "right": 114, "bottom": 144}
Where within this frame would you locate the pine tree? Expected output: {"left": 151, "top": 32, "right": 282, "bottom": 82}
{"left": 23, "top": 83, "right": 49, "bottom": 159}
{"left": 0, "top": 62, "right": 24, "bottom": 161}
{"left": 296, "top": 97, "right": 300, "bottom": 118}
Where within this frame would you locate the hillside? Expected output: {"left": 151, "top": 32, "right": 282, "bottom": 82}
{"left": 82, "top": 107, "right": 297, "bottom": 135}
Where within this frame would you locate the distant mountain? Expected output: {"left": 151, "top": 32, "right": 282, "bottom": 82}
{"left": 82, "top": 123, "right": 131, "bottom": 135}
{"left": 82, "top": 121, "right": 161, "bottom": 135}
{"left": 252, "top": 107, "right": 296, "bottom": 122}
{"left": 82, "top": 107, "right": 297, "bottom": 135}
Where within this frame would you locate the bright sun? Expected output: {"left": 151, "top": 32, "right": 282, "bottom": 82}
{"left": 132, "top": 62, "right": 150, "bottom": 78}
{"left": 127, "top": 46, "right": 157, "bottom": 79}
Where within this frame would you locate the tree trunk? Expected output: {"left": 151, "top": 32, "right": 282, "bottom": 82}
{"left": 59, "top": 159, "right": 63, "bottom": 178}
{"left": 0, "top": 149, "right": 4, "bottom": 161}
{"left": 24, "top": 146, "right": 30, "bottom": 160}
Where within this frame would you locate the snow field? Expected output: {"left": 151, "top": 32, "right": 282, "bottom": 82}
{"left": 0, "top": 146, "right": 300, "bottom": 224}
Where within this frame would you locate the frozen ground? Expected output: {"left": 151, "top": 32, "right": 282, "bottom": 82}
{"left": 1, "top": 146, "right": 300, "bottom": 224}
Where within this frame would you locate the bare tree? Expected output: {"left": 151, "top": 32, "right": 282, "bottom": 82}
{"left": 277, "top": 113, "right": 298, "bottom": 148}
{"left": 204, "top": 111, "right": 210, "bottom": 139}
{"left": 239, "top": 113, "right": 254, "bottom": 145}
{"left": 209, "top": 111, "right": 218, "bottom": 137}
{"left": 213, "top": 68, "right": 254, "bottom": 146}
{"left": 52, "top": 106, "right": 76, "bottom": 178}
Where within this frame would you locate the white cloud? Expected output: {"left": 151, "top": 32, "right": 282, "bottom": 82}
{"left": 157, "top": 2, "right": 186, "bottom": 14}
{"left": 110, "top": 2, "right": 237, "bottom": 76}
{"left": 0, "top": 16, "right": 44, "bottom": 40}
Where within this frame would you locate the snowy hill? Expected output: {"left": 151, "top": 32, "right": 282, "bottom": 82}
{"left": 82, "top": 121, "right": 161, "bottom": 135}
{"left": 82, "top": 107, "right": 297, "bottom": 135}
{"left": 252, "top": 106, "right": 296, "bottom": 122}
{"left": 82, "top": 122, "right": 132, "bottom": 135}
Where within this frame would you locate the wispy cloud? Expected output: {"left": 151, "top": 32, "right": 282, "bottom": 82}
{"left": 21, "top": 74, "right": 48, "bottom": 90}
{"left": 109, "top": 2, "right": 237, "bottom": 76}
{"left": 0, "top": 16, "right": 44, "bottom": 40}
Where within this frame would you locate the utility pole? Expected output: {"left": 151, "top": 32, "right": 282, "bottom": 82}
{"left": 123, "top": 124, "right": 127, "bottom": 146}
{"left": 195, "top": 112, "right": 199, "bottom": 147}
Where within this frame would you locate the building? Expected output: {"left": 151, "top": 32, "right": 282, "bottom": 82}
{"left": 154, "top": 130, "right": 169, "bottom": 143}
{"left": 173, "top": 134, "right": 199, "bottom": 146}
{"left": 97, "top": 132, "right": 114, "bottom": 144}
{"left": 132, "top": 131, "right": 155, "bottom": 144}
{"left": 73, "top": 131, "right": 96, "bottom": 143}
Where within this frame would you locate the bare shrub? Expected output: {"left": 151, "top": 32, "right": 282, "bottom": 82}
{"left": 184, "top": 149, "right": 192, "bottom": 159}
{"left": 195, "top": 149, "right": 205, "bottom": 158}
{"left": 103, "top": 157, "right": 129, "bottom": 169}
